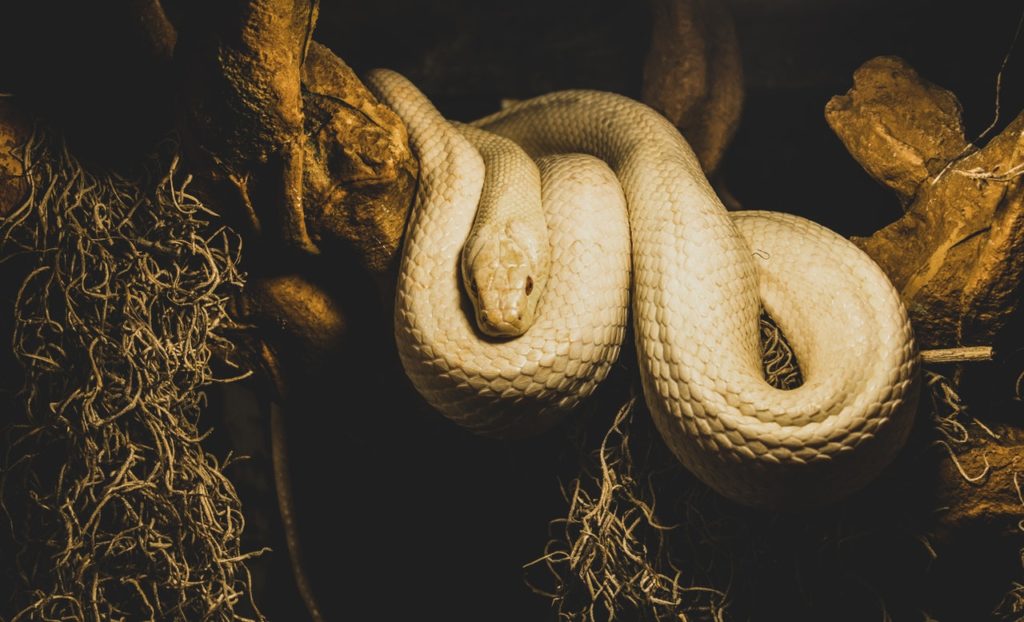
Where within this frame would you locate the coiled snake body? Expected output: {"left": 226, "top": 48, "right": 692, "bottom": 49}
{"left": 366, "top": 69, "right": 920, "bottom": 508}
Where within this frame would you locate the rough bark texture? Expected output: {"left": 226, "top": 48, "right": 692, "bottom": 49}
{"left": 300, "top": 42, "right": 417, "bottom": 272}
{"left": 924, "top": 420, "right": 1024, "bottom": 618}
{"left": 826, "top": 56, "right": 968, "bottom": 205}
{"left": 826, "top": 56, "right": 1024, "bottom": 350}
{"left": 0, "top": 101, "right": 30, "bottom": 217}
{"left": 642, "top": 0, "right": 744, "bottom": 174}
{"left": 825, "top": 62, "right": 1024, "bottom": 613}
{"left": 932, "top": 428, "right": 1024, "bottom": 539}
{"left": 230, "top": 274, "right": 348, "bottom": 385}
{"left": 173, "top": 2, "right": 416, "bottom": 272}
{"left": 129, "top": 0, "right": 177, "bottom": 63}
{"left": 174, "top": 0, "right": 321, "bottom": 254}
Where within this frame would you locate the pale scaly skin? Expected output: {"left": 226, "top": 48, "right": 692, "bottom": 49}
{"left": 366, "top": 69, "right": 631, "bottom": 439}
{"left": 454, "top": 123, "right": 549, "bottom": 337}
{"left": 367, "top": 69, "right": 921, "bottom": 508}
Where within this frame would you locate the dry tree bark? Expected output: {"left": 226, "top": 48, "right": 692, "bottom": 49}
{"left": 173, "top": 0, "right": 321, "bottom": 254}
{"left": 167, "top": 3, "right": 417, "bottom": 372}
{"left": 642, "top": 0, "right": 743, "bottom": 175}
{"left": 127, "top": 0, "right": 177, "bottom": 63}
{"left": 166, "top": 0, "right": 418, "bottom": 391}
{"left": 230, "top": 273, "right": 349, "bottom": 383}
{"left": 299, "top": 42, "right": 417, "bottom": 272}
{"left": 826, "top": 56, "right": 1024, "bottom": 351}
{"left": 0, "top": 101, "right": 31, "bottom": 217}
{"left": 171, "top": 0, "right": 416, "bottom": 270}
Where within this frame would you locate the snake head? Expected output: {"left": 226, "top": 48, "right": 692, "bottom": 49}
{"left": 462, "top": 221, "right": 546, "bottom": 338}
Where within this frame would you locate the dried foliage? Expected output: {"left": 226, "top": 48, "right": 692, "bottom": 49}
{"left": 0, "top": 127, "right": 262, "bottom": 621}
{"left": 530, "top": 395, "right": 734, "bottom": 622}
{"left": 528, "top": 313, "right": 800, "bottom": 621}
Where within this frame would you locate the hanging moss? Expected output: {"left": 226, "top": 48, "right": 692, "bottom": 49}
{"left": 525, "top": 313, "right": 798, "bottom": 622}
{"left": 0, "top": 127, "right": 263, "bottom": 621}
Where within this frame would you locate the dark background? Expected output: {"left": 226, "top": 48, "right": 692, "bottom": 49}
{"left": 1, "top": 1, "right": 1023, "bottom": 620}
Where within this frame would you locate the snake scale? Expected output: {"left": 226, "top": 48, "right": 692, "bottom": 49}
{"left": 366, "top": 69, "right": 921, "bottom": 508}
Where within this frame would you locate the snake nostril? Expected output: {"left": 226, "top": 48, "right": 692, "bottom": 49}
{"left": 525, "top": 276, "right": 534, "bottom": 295}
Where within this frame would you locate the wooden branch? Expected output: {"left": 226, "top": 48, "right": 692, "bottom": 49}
{"left": 175, "top": 0, "right": 320, "bottom": 254}
{"left": 299, "top": 43, "right": 417, "bottom": 272}
{"left": 174, "top": 1, "right": 415, "bottom": 271}
{"left": 231, "top": 273, "right": 348, "bottom": 374}
{"left": 920, "top": 346, "right": 994, "bottom": 365}
{"left": 270, "top": 402, "right": 325, "bottom": 622}
{"left": 642, "top": 0, "right": 743, "bottom": 175}
{"left": 0, "top": 101, "right": 31, "bottom": 218}
{"left": 127, "top": 0, "right": 176, "bottom": 63}
{"left": 826, "top": 56, "right": 968, "bottom": 205}
{"left": 171, "top": 5, "right": 417, "bottom": 619}
{"left": 826, "top": 56, "right": 1024, "bottom": 350}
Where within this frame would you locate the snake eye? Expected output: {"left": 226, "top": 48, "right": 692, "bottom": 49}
{"left": 525, "top": 276, "right": 534, "bottom": 295}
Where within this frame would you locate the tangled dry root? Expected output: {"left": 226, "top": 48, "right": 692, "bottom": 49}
{"left": 0, "top": 127, "right": 262, "bottom": 621}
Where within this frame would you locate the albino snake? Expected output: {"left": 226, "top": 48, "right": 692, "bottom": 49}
{"left": 366, "top": 69, "right": 920, "bottom": 508}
